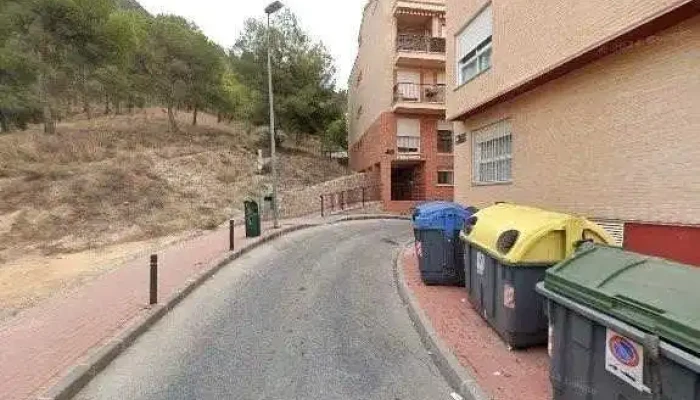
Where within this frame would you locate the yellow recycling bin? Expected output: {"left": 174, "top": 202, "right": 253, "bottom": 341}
{"left": 460, "top": 203, "right": 613, "bottom": 348}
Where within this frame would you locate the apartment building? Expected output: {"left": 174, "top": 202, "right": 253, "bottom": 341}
{"left": 446, "top": 0, "right": 700, "bottom": 264}
{"left": 348, "top": 0, "right": 455, "bottom": 213}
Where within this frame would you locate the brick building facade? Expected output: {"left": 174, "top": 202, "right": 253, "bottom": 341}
{"left": 446, "top": 0, "right": 700, "bottom": 264}
{"left": 348, "top": 0, "right": 455, "bottom": 213}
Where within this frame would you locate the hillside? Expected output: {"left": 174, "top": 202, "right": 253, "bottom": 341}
{"left": 0, "top": 110, "right": 349, "bottom": 265}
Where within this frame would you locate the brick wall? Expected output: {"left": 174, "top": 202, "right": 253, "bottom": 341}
{"left": 445, "top": 0, "right": 690, "bottom": 119}
{"left": 277, "top": 173, "right": 376, "bottom": 218}
{"left": 349, "top": 112, "right": 396, "bottom": 172}
{"left": 350, "top": 111, "right": 455, "bottom": 207}
{"left": 453, "top": 15, "right": 700, "bottom": 225}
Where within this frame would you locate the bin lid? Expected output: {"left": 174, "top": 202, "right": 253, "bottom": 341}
{"left": 462, "top": 203, "right": 613, "bottom": 265}
{"left": 545, "top": 243, "right": 700, "bottom": 355}
{"left": 412, "top": 201, "right": 473, "bottom": 236}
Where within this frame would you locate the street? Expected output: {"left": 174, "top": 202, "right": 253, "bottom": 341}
{"left": 75, "top": 220, "right": 455, "bottom": 400}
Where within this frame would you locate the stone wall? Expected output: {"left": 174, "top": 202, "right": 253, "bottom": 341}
{"left": 275, "top": 173, "right": 377, "bottom": 219}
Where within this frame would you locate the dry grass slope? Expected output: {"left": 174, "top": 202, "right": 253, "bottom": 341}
{"left": 0, "top": 109, "right": 349, "bottom": 262}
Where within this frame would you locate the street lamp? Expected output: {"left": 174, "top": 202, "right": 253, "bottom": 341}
{"left": 265, "top": 1, "right": 283, "bottom": 228}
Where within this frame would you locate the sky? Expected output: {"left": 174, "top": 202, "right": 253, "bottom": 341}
{"left": 137, "top": 0, "right": 366, "bottom": 89}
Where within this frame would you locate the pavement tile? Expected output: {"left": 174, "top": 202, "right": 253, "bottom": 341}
{"left": 401, "top": 246, "right": 552, "bottom": 400}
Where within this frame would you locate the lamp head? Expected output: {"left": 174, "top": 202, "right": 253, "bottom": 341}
{"left": 265, "top": 1, "right": 284, "bottom": 14}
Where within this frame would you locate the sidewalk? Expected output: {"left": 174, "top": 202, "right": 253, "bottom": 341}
{"left": 0, "top": 208, "right": 384, "bottom": 400}
{"left": 400, "top": 246, "right": 551, "bottom": 400}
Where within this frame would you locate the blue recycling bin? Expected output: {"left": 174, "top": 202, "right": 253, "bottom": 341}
{"left": 412, "top": 202, "right": 475, "bottom": 286}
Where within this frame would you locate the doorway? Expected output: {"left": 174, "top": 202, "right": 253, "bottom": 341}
{"left": 391, "top": 164, "right": 423, "bottom": 201}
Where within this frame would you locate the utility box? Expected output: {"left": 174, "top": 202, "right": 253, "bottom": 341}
{"left": 412, "top": 202, "right": 475, "bottom": 286}
{"left": 538, "top": 243, "right": 700, "bottom": 399}
{"left": 244, "top": 200, "right": 261, "bottom": 238}
{"left": 460, "top": 203, "right": 613, "bottom": 348}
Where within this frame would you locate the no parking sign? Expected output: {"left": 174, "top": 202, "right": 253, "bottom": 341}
{"left": 605, "top": 329, "right": 650, "bottom": 393}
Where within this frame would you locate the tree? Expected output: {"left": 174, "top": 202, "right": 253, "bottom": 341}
{"left": 214, "top": 67, "right": 258, "bottom": 123}
{"left": 230, "top": 10, "right": 342, "bottom": 141}
{"left": 183, "top": 34, "right": 225, "bottom": 126}
{"left": 5, "top": 0, "right": 116, "bottom": 133}
{"left": 143, "top": 15, "right": 226, "bottom": 132}
{"left": 97, "top": 9, "right": 149, "bottom": 115}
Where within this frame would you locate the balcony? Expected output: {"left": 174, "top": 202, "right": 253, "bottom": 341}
{"left": 395, "top": 34, "right": 446, "bottom": 68}
{"left": 393, "top": 83, "right": 446, "bottom": 114}
{"left": 397, "top": 34, "right": 445, "bottom": 53}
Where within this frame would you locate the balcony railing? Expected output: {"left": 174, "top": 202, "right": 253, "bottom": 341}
{"left": 396, "top": 34, "right": 446, "bottom": 53}
{"left": 397, "top": 135, "right": 421, "bottom": 156}
{"left": 393, "top": 83, "right": 446, "bottom": 104}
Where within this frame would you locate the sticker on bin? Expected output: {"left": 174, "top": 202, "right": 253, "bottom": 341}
{"left": 476, "top": 251, "right": 485, "bottom": 275}
{"left": 415, "top": 241, "right": 422, "bottom": 257}
{"left": 605, "top": 329, "right": 650, "bottom": 393}
{"left": 503, "top": 284, "right": 515, "bottom": 309}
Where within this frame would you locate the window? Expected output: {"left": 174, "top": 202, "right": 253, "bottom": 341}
{"left": 472, "top": 120, "right": 512, "bottom": 184}
{"left": 437, "top": 130, "right": 453, "bottom": 153}
{"left": 437, "top": 170, "right": 454, "bottom": 185}
{"left": 356, "top": 106, "right": 363, "bottom": 119}
{"left": 396, "top": 118, "right": 421, "bottom": 154}
{"left": 456, "top": 4, "right": 492, "bottom": 85}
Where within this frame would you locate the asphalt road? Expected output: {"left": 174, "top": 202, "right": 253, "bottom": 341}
{"left": 75, "top": 220, "right": 455, "bottom": 400}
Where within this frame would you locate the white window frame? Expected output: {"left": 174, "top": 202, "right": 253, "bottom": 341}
{"left": 437, "top": 170, "right": 454, "bottom": 186}
{"left": 472, "top": 120, "right": 512, "bottom": 185}
{"left": 458, "top": 38, "right": 492, "bottom": 85}
{"left": 396, "top": 118, "right": 421, "bottom": 155}
{"left": 456, "top": 4, "right": 493, "bottom": 86}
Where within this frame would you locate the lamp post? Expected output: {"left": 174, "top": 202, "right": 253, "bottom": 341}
{"left": 265, "top": 1, "right": 283, "bottom": 229}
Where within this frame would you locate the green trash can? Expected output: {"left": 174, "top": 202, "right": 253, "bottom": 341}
{"left": 537, "top": 243, "right": 700, "bottom": 399}
{"left": 244, "top": 200, "right": 260, "bottom": 238}
{"left": 460, "top": 203, "right": 614, "bottom": 348}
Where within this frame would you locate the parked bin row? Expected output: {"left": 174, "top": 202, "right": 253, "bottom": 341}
{"left": 411, "top": 201, "right": 700, "bottom": 399}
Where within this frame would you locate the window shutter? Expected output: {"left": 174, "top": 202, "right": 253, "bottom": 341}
{"left": 397, "top": 118, "right": 421, "bottom": 137}
{"left": 457, "top": 5, "right": 493, "bottom": 60}
{"left": 396, "top": 70, "right": 421, "bottom": 84}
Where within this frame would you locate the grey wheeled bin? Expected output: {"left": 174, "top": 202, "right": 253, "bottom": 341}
{"left": 460, "top": 203, "right": 614, "bottom": 348}
{"left": 412, "top": 202, "right": 475, "bottom": 286}
{"left": 538, "top": 243, "right": 700, "bottom": 400}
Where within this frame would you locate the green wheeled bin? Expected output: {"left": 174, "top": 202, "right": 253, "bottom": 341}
{"left": 244, "top": 200, "right": 261, "bottom": 238}
{"left": 460, "top": 203, "right": 614, "bottom": 348}
{"left": 537, "top": 243, "right": 700, "bottom": 400}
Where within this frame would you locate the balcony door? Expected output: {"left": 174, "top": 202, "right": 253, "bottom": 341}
{"left": 396, "top": 70, "right": 421, "bottom": 102}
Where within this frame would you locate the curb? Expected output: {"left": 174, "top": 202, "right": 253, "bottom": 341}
{"left": 329, "top": 214, "right": 411, "bottom": 223}
{"left": 38, "top": 216, "right": 409, "bottom": 400}
{"left": 393, "top": 242, "right": 492, "bottom": 400}
{"left": 39, "top": 224, "right": 314, "bottom": 400}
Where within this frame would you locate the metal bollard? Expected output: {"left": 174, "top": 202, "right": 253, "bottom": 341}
{"left": 362, "top": 187, "right": 366, "bottom": 208}
{"left": 320, "top": 195, "right": 325, "bottom": 217}
{"left": 229, "top": 219, "right": 235, "bottom": 251}
{"left": 341, "top": 191, "right": 345, "bottom": 210}
{"left": 150, "top": 254, "right": 158, "bottom": 305}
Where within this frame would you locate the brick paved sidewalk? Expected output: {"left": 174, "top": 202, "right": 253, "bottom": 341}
{"left": 0, "top": 210, "right": 366, "bottom": 400}
{"left": 400, "top": 246, "right": 552, "bottom": 400}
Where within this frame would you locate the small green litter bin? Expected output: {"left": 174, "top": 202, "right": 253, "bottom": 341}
{"left": 460, "top": 203, "right": 613, "bottom": 348}
{"left": 244, "top": 200, "right": 260, "bottom": 238}
{"left": 538, "top": 243, "right": 700, "bottom": 399}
